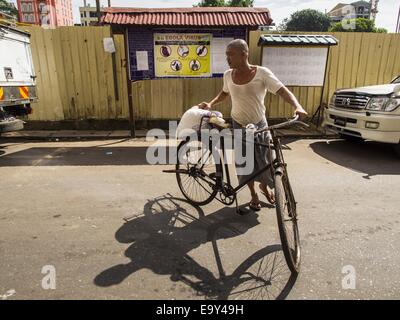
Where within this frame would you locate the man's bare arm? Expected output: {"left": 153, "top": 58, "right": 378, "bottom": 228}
{"left": 198, "top": 91, "right": 229, "bottom": 110}
{"left": 276, "top": 86, "right": 308, "bottom": 119}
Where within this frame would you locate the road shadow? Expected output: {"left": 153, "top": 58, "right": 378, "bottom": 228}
{"left": 94, "top": 194, "right": 296, "bottom": 300}
{"left": 309, "top": 139, "right": 400, "bottom": 179}
{"left": 0, "top": 146, "right": 177, "bottom": 166}
{"left": 0, "top": 135, "right": 300, "bottom": 167}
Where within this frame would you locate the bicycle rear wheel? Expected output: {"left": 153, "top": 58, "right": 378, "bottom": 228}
{"left": 274, "top": 173, "right": 301, "bottom": 274}
{"left": 176, "top": 139, "right": 220, "bottom": 206}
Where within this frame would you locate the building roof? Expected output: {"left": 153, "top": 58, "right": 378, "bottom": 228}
{"left": 258, "top": 34, "right": 339, "bottom": 46}
{"left": 350, "top": 1, "right": 371, "bottom": 6}
{"left": 101, "top": 7, "right": 272, "bottom": 28}
{"left": 328, "top": 3, "right": 348, "bottom": 15}
{"left": 328, "top": 1, "right": 371, "bottom": 15}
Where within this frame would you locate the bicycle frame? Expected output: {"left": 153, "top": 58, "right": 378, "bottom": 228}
{"left": 169, "top": 114, "right": 306, "bottom": 208}
{"left": 213, "top": 128, "right": 285, "bottom": 197}
{"left": 170, "top": 115, "right": 302, "bottom": 270}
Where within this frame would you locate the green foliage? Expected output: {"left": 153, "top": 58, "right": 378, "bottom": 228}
{"left": 281, "top": 9, "right": 332, "bottom": 32}
{"left": 329, "top": 18, "right": 387, "bottom": 33}
{"left": 196, "top": 0, "right": 227, "bottom": 6}
{"left": 0, "top": 0, "right": 18, "bottom": 19}
{"left": 375, "top": 28, "right": 388, "bottom": 33}
{"left": 228, "top": 0, "right": 254, "bottom": 6}
{"left": 195, "top": 0, "right": 254, "bottom": 7}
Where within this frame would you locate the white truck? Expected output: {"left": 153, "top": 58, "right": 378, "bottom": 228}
{"left": 0, "top": 23, "right": 37, "bottom": 133}
{"left": 323, "top": 76, "right": 400, "bottom": 154}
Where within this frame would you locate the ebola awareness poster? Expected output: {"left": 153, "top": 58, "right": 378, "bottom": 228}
{"left": 154, "top": 33, "right": 212, "bottom": 77}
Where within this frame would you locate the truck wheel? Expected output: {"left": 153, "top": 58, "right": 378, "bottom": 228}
{"left": 0, "top": 118, "right": 24, "bottom": 133}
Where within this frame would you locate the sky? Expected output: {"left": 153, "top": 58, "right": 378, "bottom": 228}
{"left": 10, "top": 0, "right": 400, "bottom": 32}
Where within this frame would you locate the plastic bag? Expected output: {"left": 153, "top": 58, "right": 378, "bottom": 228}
{"left": 176, "top": 106, "right": 226, "bottom": 139}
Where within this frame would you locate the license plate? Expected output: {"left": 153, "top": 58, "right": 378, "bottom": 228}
{"left": 334, "top": 118, "right": 346, "bottom": 127}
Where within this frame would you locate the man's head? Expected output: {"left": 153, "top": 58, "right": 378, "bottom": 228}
{"left": 226, "top": 39, "right": 249, "bottom": 69}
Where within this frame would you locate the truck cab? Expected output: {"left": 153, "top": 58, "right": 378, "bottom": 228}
{"left": 322, "top": 76, "right": 400, "bottom": 148}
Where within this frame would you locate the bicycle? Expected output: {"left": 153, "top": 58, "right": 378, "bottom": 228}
{"left": 163, "top": 115, "right": 308, "bottom": 274}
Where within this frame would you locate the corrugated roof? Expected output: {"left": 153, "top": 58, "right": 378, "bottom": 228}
{"left": 101, "top": 7, "right": 272, "bottom": 27}
{"left": 258, "top": 34, "right": 339, "bottom": 46}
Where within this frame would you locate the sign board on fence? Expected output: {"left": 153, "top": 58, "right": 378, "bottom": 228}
{"left": 103, "top": 37, "right": 116, "bottom": 53}
{"left": 154, "top": 33, "right": 212, "bottom": 77}
{"left": 136, "top": 51, "right": 149, "bottom": 71}
{"left": 261, "top": 47, "right": 328, "bottom": 86}
{"left": 211, "top": 37, "right": 233, "bottom": 74}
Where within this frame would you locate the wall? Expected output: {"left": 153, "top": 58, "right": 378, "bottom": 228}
{"left": 22, "top": 26, "right": 400, "bottom": 122}
{"left": 21, "top": 25, "right": 128, "bottom": 121}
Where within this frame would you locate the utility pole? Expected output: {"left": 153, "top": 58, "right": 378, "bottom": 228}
{"left": 96, "top": 0, "right": 101, "bottom": 24}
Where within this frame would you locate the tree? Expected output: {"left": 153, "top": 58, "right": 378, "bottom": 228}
{"left": 375, "top": 28, "right": 388, "bottom": 33}
{"left": 196, "top": 0, "right": 226, "bottom": 6}
{"left": 0, "top": 0, "right": 18, "bottom": 20}
{"left": 196, "top": 0, "right": 254, "bottom": 7}
{"left": 281, "top": 9, "right": 332, "bottom": 32}
{"left": 228, "top": 0, "right": 254, "bottom": 6}
{"left": 329, "top": 18, "right": 387, "bottom": 33}
{"left": 277, "top": 18, "right": 289, "bottom": 31}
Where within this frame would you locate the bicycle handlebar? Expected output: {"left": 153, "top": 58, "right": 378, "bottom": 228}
{"left": 254, "top": 115, "right": 309, "bottom": 134}
{"left": 198, "top": 114, "right": 309, "bottom": 134}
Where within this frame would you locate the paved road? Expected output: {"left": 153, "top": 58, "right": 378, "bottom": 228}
{"left": 0, "top": 137, "right": 399, "bottom": 300}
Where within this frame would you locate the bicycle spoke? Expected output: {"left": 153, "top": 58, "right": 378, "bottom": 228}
{"left": 176, "top": 139, "right": 219, "bottom": 205}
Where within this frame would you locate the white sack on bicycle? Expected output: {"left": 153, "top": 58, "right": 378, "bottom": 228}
{"left": 176, "top": 106, "right": 225, "bottom": 139}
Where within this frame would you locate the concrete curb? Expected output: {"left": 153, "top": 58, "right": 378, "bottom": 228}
{"left": 0, "top": 129, "right": 338, "bottom": 141}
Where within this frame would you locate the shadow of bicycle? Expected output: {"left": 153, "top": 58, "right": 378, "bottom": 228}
{"left": 179, "top": 244, "right": 297, "bottom": 300}
{"left": 94, "top": 194, "right": 297, "bottom": 300}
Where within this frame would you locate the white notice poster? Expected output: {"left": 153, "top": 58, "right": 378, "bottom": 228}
{"left": 136, "top": 51, "right": 149, "bottom": 71}
{"left": 211, "top": 38, "right": 233, "bottom": 74}
{"left": 262, "top": 47, "right": 328, "bottom": 86}
{"left": 103, "top": 37, "right": 116, "bottom": 53}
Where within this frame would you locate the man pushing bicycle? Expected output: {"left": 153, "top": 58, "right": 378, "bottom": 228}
{"left": 198, "top": 39, "right": 307, "bottom": 211}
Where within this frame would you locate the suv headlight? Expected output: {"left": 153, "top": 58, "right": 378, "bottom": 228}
{"left": 366, "top": 97, "right": 400, "bottom": 112}
{"left": 384, "top": 97, "right": 400, "bottom": 112}
{"left": 366, "top": 97, "right": 388, "bottom": 111}
{"left": 329, "top": 94, "right": 336, "bottom": 106}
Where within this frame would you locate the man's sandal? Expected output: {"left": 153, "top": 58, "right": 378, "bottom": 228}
{"left": 249, "top": 194, "right": 261, "bottom": 211}
{"left": 259, "top": 184, "right": 276, "bottom": 205}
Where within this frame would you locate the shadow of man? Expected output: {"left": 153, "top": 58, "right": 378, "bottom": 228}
{"left": 95, "top": 194, "right": 259, "bottom": 286}
{"left": 94, "top": 194, "right": 296, "bottom": 299}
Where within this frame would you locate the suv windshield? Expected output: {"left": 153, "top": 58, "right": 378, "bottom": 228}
{"left": 391, "top": 76, "right": 400, "bottom": 84}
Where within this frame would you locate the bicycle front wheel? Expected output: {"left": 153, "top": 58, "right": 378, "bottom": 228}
{"left": 176, "top": 139, "right": 220, "bottom": 206}
{"left": 274, "top": 173, "right": 301, "bottom": 274}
